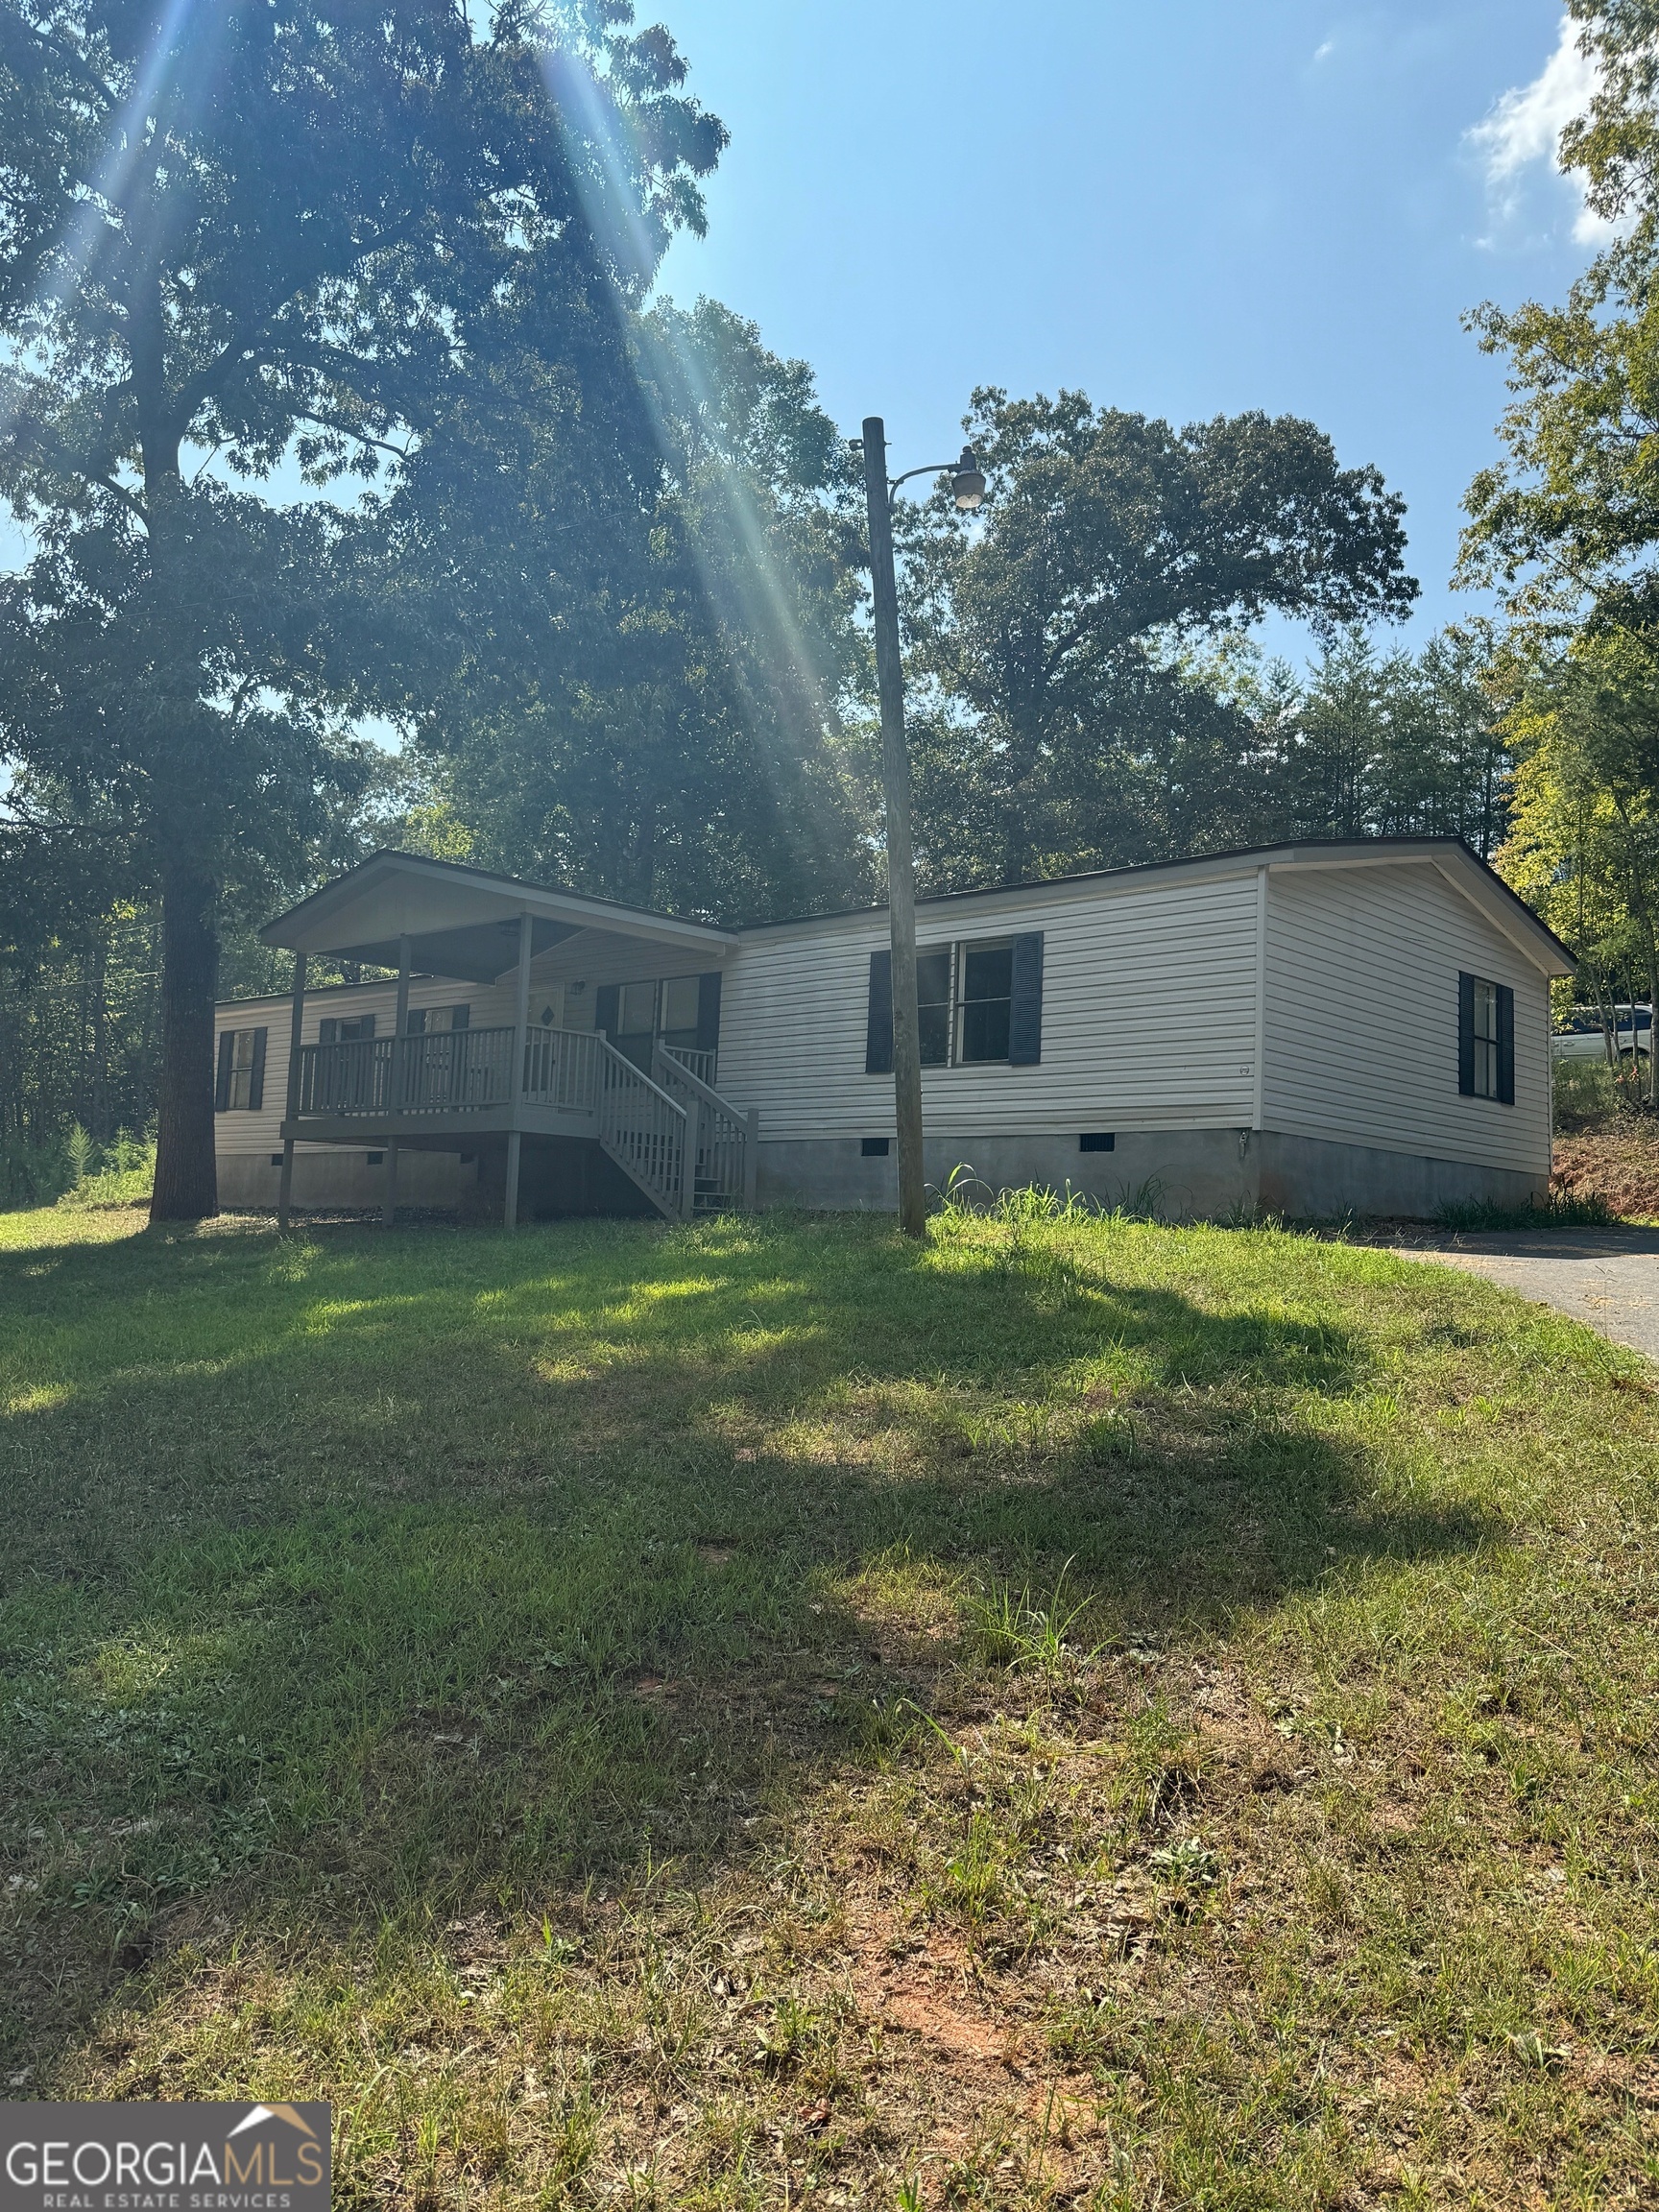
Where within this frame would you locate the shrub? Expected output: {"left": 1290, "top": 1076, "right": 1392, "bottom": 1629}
{"left": 1552, "top": 1052, "right": 1622, "bottom": 1130}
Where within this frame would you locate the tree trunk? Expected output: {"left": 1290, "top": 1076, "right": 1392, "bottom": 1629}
{"left": 149, "top": 868, "right": 220, "bottom": 1222}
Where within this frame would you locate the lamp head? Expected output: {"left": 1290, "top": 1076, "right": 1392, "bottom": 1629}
{"left": 950, "top": 446, "right": 986, "bottom": 511}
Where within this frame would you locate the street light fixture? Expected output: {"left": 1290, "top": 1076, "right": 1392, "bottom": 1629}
{"left": 855, "top": 418, "right": 987, "bottom": 1238}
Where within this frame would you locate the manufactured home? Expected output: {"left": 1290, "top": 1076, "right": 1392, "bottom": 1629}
{"left": 212, "top": 837, "right": 1575, "bottom": 1225}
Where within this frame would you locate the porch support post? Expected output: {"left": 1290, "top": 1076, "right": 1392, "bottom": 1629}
{"left": 743, "top": 1107, "right": 759, "bottom": 1212}
{"left": 385, "top": 932, "right": 411, "bottom": 1228}
{"left": 277, "top": 950, "right": 307, "bottom": 1233}
{"left": 505, "top": 909, "right": 533, "bottom": 1229}
{"left": 681, "top": 1094, "right": 701, "bottom": 1220}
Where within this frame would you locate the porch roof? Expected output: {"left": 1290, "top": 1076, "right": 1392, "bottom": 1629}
{"left": 260, "top": 852, "right": 735, "bottom": 985}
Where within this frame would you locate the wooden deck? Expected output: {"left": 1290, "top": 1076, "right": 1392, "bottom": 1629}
{"left": 281, "top": 1027, "right": 755, "bottom": 1221}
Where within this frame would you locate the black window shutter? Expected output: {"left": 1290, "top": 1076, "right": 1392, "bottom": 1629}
{"left": 1497, "top": 984, "right": 1515, "bottom": 1105}
{"left": 319, "top": 1017, "right": 338, "bottom": 1046}
{"left": 695, "top": 971, "right": 723, "bottom": 1054}
{"left": 214, "top": 1030, "right": 234, "bottom": 1113}
{"left": 1009, "top": 932, "right": 1045, "bottom": 1066}
{"left": 361, "top": 1013, "right": 375, "bottom": 1039}
{"left": 451, "top": 1003, "right": 470, "bottom": 1030}
{"left": 865, "top": 950, "right": 893, "bottom": 1075}
{"left": 594, "top": 983, "right": 619, "bottom": 1040}
{"left": 1457, "top": 973, "right": 1475, "bottom": 1096}
{"left": 248, "top": 1027, "right": 268, "bottom": 1113}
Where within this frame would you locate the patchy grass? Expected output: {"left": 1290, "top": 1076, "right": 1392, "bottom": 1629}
{"left": 1435, "top": 1190, "right": 1618, "bottom": 1232}
{"left": 3, "top": 1203, "right": 1659, "bottom": 2208}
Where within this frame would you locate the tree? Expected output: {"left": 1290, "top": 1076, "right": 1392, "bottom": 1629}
{"left": 899, "top": 388, "right": 1418, "bottom": 888}
{"left": 1499, "top": 632, "right": 1659, "bottom": 1101}
{"left": 370, "top": 298, "right": 875, "bottom": 923}
{"left": 0, "top": 0, "right": 723, "bottom": 1218}
{"left": 1460, "top": 6, "right": 1659, "bottom": 640}
{"left": 1216, "top": 626, "right": 1511, "bottom": 855}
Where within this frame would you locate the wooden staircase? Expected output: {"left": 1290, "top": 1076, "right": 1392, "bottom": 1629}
{"left": 593, "top": 1040, "right": 757, "bottom": 1221}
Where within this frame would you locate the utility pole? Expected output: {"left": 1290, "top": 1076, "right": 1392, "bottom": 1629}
{"left": 861, "top": 416, "right": 926, "bottom": 1238}
{"left": 858, "top": 421, "right": 985, "bottom": 1238}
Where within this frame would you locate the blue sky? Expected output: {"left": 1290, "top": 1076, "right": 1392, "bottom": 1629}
{"left": 651, "top": 0, "right": 1600, "bottom": 662}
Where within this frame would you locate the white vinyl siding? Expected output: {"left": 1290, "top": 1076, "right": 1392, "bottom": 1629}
{"left": 217, "top": 853, "right": 1563, "bottom": 1186}
{"left": 716, "top": 873, "right": 1262, "bottom": 1142}
{"left": 1262, "top": 861, "right": 1551, "bottom": 1174}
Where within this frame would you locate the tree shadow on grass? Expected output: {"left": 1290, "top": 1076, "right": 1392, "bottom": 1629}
{"left": 0, "top": 1212, "right": 1499, "bottom": 2076}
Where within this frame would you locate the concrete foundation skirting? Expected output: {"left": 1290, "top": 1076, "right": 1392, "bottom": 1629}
{"left": 1255, "top": 1130, "right": 1546, "bottom": 1220}
{"left": 756, "top": 1127, "right": 1549, "bottom": 1222}
{"left": 217, "top": 1147, "right": 476, "bottom": 1212}
{"left": 222, "top": 1124, "right": 1550, "bottom": 1225}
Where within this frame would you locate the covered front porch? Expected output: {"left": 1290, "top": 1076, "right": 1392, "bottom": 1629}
{"left": 262, "top": 853, "right": 757, "bottom": 1228}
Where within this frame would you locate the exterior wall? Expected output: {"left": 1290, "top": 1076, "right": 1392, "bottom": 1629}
{"left": 1255, "top": 1131, "right": 1543, "bottom": 1217}
{"left": 757, "top": 1130, "right": 1259, "bottom": 1219}
{"left": 719, "top": 869, "right": 1263, "bottom": 1143}
{"left": 756, "top": 1127, "right": 1544, "bottom": 1221}
{"left": 1262, "top": 861, "right": 1552, "bottom": 1179}
{"left": 218, "top": 849, "right": 1564, "bottom": 1221}
{"left": 218, "top": 1143, "right": 476, "bottom": 1213}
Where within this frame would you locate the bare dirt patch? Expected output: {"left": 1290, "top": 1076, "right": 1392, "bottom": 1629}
{"left": 1552, "top": 1115, "right": 1659, "bottom": 1217}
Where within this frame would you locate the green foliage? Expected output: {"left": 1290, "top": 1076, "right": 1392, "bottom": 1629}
{"left": 389, "top": 300, "right": 875, "bottom": 922}
{"left": 900, "top": 385, "right": 1418, "bottom": 885}
{"left": 1434, "top": 1189, "right": 1617, "bottom": 1231}
{"left": 0, "top": 0, "right": 724, "bottom": 1215}
{"left": 1552, "top": 1053, "right": 1621, "bottom": 1128}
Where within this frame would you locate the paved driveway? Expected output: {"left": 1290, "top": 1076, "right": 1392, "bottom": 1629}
{"left": 1390, "top": 1229, "right": 1659, "bottom": 1363}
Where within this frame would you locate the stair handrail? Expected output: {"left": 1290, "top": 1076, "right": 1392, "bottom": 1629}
{"left": 653, "top": 1044, "right": 757, "bottom": 1214}
{"left": 596, "top": 1036, "right": 689, "bottom": 1217}
{"left": 653, "top": 1044, "right": 741, "bottom": 1118}
{"left": 601, "top": 1037, "right": 687, "bottom": 1119}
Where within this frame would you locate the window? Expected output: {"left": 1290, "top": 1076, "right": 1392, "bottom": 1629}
{"left": 917, "top": 950, "right": 952, "bottom": 1066}
{"left": 617, "top": 980, "right": 657, "bottom": 1038}
{"left": 958, "top": 939, "right": 1014, "bottom": 1064}
{"left": 660, "top": 974, "right": 702, "bottom": 1051}
{"left": 1458, "top": 972, "right": 1515, "bottom": 1105}
{"left": 1079, "top": 1133, "right": 1115, "bottom": 1153}
{"left": 406, "top": 1004, "right": 469, "bottom": 1035}
{"left": 214, "top": 1026, "right": 266, "bottom": 1112}
{"left": 1471, "top": 980, "right": 1499, "bottom": 1098}
{"left": 865, "top": 933, "right": 1044, "bottom": 1073}
{"left": 318, "top": 1013, "right": 375, "bottom": 1045}
{"left": 599, "top": 974, "right": 720, "bottom": 1072}
{"left": 861, "top": 1136, "right": 890, "bottom": 1157}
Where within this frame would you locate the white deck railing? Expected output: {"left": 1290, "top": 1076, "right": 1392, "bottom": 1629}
{"left": 295, "top": 1024, "right": 755, "bottom": 1218}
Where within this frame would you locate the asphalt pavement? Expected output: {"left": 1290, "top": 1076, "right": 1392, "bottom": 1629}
{"left": 1391, "top": 1228, "right": 1659, "bottom": 1364}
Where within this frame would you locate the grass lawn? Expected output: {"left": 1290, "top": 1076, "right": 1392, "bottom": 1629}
{"left": 3, "top": 1200, "right": 1659, "bottom": 2208}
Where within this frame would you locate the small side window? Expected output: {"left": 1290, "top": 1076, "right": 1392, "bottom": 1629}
{"left": 215, "top": 1026, "right": 267, "bottom": 1112}
{"left": 1459, "top": 973, "right": 1514, "bottom": 1105}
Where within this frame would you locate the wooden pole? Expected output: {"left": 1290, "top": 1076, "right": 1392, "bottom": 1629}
{"left": 385, "top": 932, "right": 411, "bottom": 1228}
{"left": 743, "top": 1107, "right": 759, "bottom": 1212}
{"left": 861, "top": 417, "right": 926, "bottom": 1238}
{"left": 681, "top": 1094, "right": 701, "bottom": 1220}
{"left": 277, "top": 950, "right": 307, "bottom": 1233}
{"left": 505, "top": 910, "right": 533, "bottom": 1229}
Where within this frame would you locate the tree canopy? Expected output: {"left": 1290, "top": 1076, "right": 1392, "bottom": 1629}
{"left": 0, "top": 0, "right": 723, "bottom": 1216}
{"left": 899, "top": 387, "right": 1419, "bottom": 885}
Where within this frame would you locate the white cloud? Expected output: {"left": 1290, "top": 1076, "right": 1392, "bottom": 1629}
{"left": 1312, "top": 36, "right": 1335, "bottom": 64}
{"left": 1468, "top": 14, "right": 1613, "bottom": 245}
